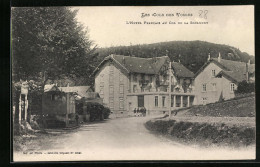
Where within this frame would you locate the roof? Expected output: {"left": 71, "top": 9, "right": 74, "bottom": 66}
{"left": 113, "top": 55, "right": 170, "bottom": 74}
{"left": 44, "top": 84, "right": 60, "bottom": 92}
{"left": 59, "top": 86, "right": 92, "bottom": 97}
{"left": 93, "top": 55, "right": 170, "bottom": 75}
{"left": 195, "top": 58, "right": 255, "bottom": 83}
{"left": 93, "top": 54, "right": 193, "bottom": 78}
{"left": 172, "top": 62, "right": 194, "bottom": 78}
{"left": 216, "top": 70, "right": 246, "bottom": 83}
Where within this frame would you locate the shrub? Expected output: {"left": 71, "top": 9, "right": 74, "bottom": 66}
{"left": 235, "top": 80, "right": 255, "bottom": 94}
{"left": 85, "top": 102, "right": 110, "bottom": 121}
{"left": 103, "top": 107, "right": 111, "bottom": 119}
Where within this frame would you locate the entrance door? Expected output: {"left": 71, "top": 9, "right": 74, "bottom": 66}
{"left": 138, "top": 95, "right": 144, "bottom": 107}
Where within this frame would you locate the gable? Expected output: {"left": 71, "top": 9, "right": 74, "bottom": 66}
{"left": 195, "top": 62, "right": 223, "bottom": 81}
{"left": 94, "top": 60, "right": 129, "bottom": 79}
{"left": 172, "top": 62, "right": 194, "bottom": 78}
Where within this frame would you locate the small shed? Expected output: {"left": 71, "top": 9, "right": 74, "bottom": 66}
{"left": 42, "top": 84, "right": 76, "bottom": 128}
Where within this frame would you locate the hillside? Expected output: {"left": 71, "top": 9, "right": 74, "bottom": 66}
{"left": 95, "top": 41, "right": 254, "bottom": 73}
{"left": 177, "top": 94, "right": 255, "bottom": 117}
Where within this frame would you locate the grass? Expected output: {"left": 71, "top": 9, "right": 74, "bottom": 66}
{"left": 145, "top": 94, "right": 256, "bottom": 147}
{"left": 145, "top": 119, "right": 255, "bottom": 148}
{"left": 177, "top": 94, "right": 255, "bottom": 117}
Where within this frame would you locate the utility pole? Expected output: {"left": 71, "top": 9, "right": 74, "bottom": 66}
{"left": 168, "top": 61, "right": 172, "bottom": 117}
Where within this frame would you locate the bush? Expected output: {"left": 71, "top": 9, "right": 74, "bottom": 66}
{"left": 145, "top": 120, "right": 256, "bottom": 147}
{"left": 103, "top": 107, "right": 111, "bottom": 119}
{"left": 235, "top": 80, "right": 255, "bottom": 94}
{"left": 85, "top": 102, "right": 110, "bottom": 121}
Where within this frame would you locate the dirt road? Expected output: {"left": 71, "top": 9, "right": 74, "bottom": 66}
{"left": 13, "top": 116, "right": 255, "bottom": 161}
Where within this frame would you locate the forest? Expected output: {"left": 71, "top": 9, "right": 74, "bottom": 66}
{"left": 93, "top": 40, "right": 254, "bottom": 78}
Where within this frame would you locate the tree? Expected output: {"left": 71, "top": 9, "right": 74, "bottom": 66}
{"left": 12, "top": 7, "right": 95, "bottom": 83}
{"left": 11, "top": 7, "right": 95, "bottom": 128}
{"left": 235, "top": 80, "right": 255, "bottom": 94}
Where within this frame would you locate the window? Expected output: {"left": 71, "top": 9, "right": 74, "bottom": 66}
{"left": 202, "top": 84, "right": 207, "bottom": 92}
{"left": 149, "top": 76, "right": 153, "bottom": 82}
{"left": 162, "top": 96, "right": 166, "bottom": 107}
{"left": 133, "top": 85, "right": 137, "bottom": 93}
{"left": 141, "top": 74, "right": 145, "bottom": 80}
{"left": 109, "top": 74, "right": 113, "bottom": 83}
{"left": 133, "top": 74, "right": 138, "bottom": 82}
{"left": 212, "top": 83, "right": 216, "bottom": 91}
{"left": 100, "top": 86, "right": 104, "bottom": 95}
{"left": 202, "top": 97, "right": 207, "bottom": 105}
{"left": 230, "top": 83, "right": 235, "bottom": 92}
{"left": 155, "top": 96, "right": 158, "bottom": 107}
{"left": 120, "top": 85, "right": 124, "bottom": 94}
{"left": 109, "top": 85, "right": 114, "bottom": 95}
{"left": 119, "top": 73, "right": 124, "bottom": 82}
{"left": 109, "top": 98, "right": 114, "bottom": 109}
{"left": 119, "top": 98, "right": 124, "bottom": 109}
{"left": 212, "top": 70, "right": 216, "bottom": 77}
{"left": 51, "top": 94, "right": 55, "bottom": 101}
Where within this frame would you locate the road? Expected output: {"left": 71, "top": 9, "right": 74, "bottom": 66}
{"left": 14, "top": 116, "right": 255, "bottom": 161}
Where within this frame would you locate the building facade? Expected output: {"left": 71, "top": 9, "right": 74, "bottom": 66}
{"left": 93, "top": 54, "right": 195, "bottom": 116}
{"left": 194, "top": 53, "right": 255, "bottom": 105}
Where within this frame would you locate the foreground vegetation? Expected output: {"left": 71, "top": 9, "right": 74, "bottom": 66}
{"left": 145, "top": 119, "right": 255, "bottom": 147}
{"left": 145, "top": 94, "right": 255, "bottom": 147}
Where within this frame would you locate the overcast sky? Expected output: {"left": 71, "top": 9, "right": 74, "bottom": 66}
{"left": 74, "top": 6, "right": 254, "bottom": 55}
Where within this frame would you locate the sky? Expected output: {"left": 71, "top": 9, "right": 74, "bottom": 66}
{"left": 74, "top": 6, "right": 254, "bottom": 55}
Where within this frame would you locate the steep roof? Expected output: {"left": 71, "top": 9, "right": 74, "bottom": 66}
{"left": 92, "top": 55, "right": 170, "bottom": 75}
{"left": 44, "top": 84, "right": 60, "bottom": 92}
{"left": 216, "top": 70, "right": 246, "bottom": 83}
{"left": 172, "top": 62, "right": 194, "bottom": 78}
{"left": 93, "top": 54, "right": 193, "bottom": 78}
{"left": 195, "top": 58, "right": 255, "bottom": 83}
{"left": 59, "top": 86, "right": 92, "bottom": 97}
{"left": 110, "top": 55, "right": 170, "bottom": 74}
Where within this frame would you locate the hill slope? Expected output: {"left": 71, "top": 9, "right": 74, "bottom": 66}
{"left": 178, "top": 94, "right": 255, "bottom": 117}
{"left": 95, "top": 41, "right": 254, "bottom": 73}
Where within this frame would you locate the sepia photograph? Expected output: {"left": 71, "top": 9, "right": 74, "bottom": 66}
{"left": 11, "top": 6, "right": 255, "bottom": 161}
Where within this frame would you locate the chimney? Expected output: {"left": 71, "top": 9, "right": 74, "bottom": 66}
{"left": 208, "top": 53, "right": 211, "bottom": 61}
{"left": 67, "top": 83, "right": 70, "bottom": 87}
{"left": 248, "top": 59, "right": 251, "bottom": 65}
{"left": 178, "top": 59, "right": 181, "bottom": 63}
{"left": 218, "top": 52, "right": 221, "bottom": 62}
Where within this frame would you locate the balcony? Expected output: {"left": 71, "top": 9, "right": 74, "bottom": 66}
{"left": 128, "top": 85, "right": 195, "bottom": 96}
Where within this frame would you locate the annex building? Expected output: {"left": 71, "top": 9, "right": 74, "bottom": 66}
{"left": 194, "top": 53, "right": 255, "bottom": 105}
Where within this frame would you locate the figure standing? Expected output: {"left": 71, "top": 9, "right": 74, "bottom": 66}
{"left": 75, "top": 114, "right": 79, "bottom": 126}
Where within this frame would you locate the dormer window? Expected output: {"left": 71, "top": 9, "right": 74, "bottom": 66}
{"left": 211, "top": 70, "right": 216, "bottom": 77}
